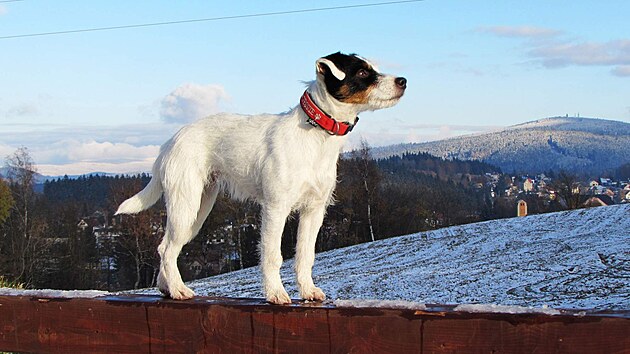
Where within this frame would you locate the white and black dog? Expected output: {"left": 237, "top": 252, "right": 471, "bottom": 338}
{"left": 116, "top": 52, "right": 406, "bottom": 304}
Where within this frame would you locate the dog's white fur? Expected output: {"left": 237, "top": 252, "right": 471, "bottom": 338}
{"left": 116, "top": 55, "right": 404, "bottom": 304}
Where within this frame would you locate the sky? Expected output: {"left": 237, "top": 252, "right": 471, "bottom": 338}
{"left": 1, "top": 0, "right": 629, "bottom": 176}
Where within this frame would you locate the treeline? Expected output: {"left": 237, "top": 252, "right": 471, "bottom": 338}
{"left": 612, "top": 162, "right": 630, "bottom": 180}
{"left": 1, "top": 146, "right": 499, "bottom": 292}
{"left": 43, "top": 173, "right": 152, "bottom": 211}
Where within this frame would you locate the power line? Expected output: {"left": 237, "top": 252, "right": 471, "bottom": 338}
{"left": 0, "top": 0, "right": 423, "bottom": 40}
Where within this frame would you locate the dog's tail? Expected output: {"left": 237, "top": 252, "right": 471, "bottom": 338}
{"left": 115, "top": 172, "right": 163, "bottom": 215}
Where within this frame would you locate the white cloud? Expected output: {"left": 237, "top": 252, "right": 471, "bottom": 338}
{"left": 346, "top": 123, "right": 499, "bottom": 150}
{"left": 65, "top": 140, "right": 159, "bottom": 163}
{"left": 6, "top": 103, "right": 39, "bottom": 117}
{"left": 477, "top": 26, "right": 562, "bottom": 39}
{"left": 0, "top": 143, "right": 15, "bottom": 160}
{"left": 37, "top": 159, "right": 156, "bottom": 176}
{"left": 160, "top": 83, "right": 229, "bottom": 124}
{"left": 0, "top": 5, "right": 7, "bottom": 16}
{"left": 529, "top": 39, "right": 630, "bottom": 68}
{"left": 0, "top": 123, "right": 177, "bottom": 176}
{"left": 32, "top": 140, "right": 160, "bottom": 175}
{"left": 611, "top": 65, "right": 630, "bottom": 77}
{"left": 0, "top": 123, "right": 178, "bottom": 149}
{"left": 480, "top": 25, "right": 630, "bottom": 77}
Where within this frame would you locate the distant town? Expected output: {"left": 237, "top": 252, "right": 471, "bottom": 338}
{"left": 486, "top": 172, "right": 630, "bottom": 216}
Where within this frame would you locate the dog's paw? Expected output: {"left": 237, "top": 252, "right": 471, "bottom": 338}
{"left": 266, "top": 287, "right": 292, "bottom": 305}
{"left": 300, "top": 286, "right": 326, "bottom": 302}
{"left": 170, "top": 285, "right": 195, "bottom": 300}
{"left": 160, "top": 282, "right": 195, "bottom": 300}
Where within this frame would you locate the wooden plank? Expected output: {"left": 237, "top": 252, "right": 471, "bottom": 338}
{"left": 0, "top": 296, "right": 152, "bottom": 353}
{"left": 269, "top": 306, "right": 331, "bottom": 353}
{"left": 328, "top": 308, "right": 422, "bottom": 353}
{"left": 0, "top": 295, "right": 628, "bottom": 354}
{"left": 421, "top": 312, "right": 630, "bottom": 354}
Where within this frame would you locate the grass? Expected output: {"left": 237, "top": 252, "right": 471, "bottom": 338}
{"left": 0, "top": 276, "right": 24, "bottom": 289}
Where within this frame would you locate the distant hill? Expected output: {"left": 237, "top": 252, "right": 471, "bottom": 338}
{"left": 372, "top": 117, "right": 630, "bottom": 175}
{"left": 0, "top": 167, "right": 48, "bottom": 193}
{"left": 134, "top": 204, "right": 630, "bottom": 310}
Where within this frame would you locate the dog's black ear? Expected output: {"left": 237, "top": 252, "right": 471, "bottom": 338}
{"left": 316, "top": 57, "right": 346, "bottom": 81}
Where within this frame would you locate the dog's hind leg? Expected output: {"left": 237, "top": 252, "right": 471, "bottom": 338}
{"left": 295, "top": 203, "right": 327, "bottom": 301}
{"left": 191, "top": 183, "right": 220, "bottom": 239}
{"left": 157, "top": 180, "right": 217, "bottom": 300}
{"left": 259, "top": 203, "right": 292, "bottom": 304}
{"left": 157, "top": 226, "right": 195, "bottom": 299}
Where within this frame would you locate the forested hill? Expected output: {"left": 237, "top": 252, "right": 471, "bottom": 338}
{"left": 371, "top": 117, "right": 630, "bottom": 175}
{"left": 43, "top": 174, "right": 151, "bottom": 210}
{"left": 377, "top": 152, "right": 500, "bottom": 179}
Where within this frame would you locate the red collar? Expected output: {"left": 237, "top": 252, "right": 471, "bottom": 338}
{"left": 299, "top": 91, "right": 358, "bottom": 136}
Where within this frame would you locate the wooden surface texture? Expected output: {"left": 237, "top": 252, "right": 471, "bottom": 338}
{"left": 0, "top": 294, "right": 628, "bottom": 353}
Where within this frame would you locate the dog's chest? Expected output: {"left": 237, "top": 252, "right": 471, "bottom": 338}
{"left": 287, "top": 137, "right": 343, "bottom": 207}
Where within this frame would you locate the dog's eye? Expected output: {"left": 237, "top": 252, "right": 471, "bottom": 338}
{"left": 356, "top": 69, "right": 370, "bottom": 78}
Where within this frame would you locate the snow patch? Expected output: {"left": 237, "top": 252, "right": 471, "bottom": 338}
{"left": 132, "top": 204, "right": 630, "bottom": 310}
{"left": 454, "top": 303, "right": 561, "bottom": 315}
{"left": 0, "top": 288, "right": 109, "bottom": 299}
{"left": 334, "top": 299, "right": 427, "bottom": 310}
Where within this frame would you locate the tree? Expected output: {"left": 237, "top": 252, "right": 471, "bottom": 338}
{"left": 553, "top": 171, "right": 581, "bottom": 210}
{"left": 355, "top": 139, "right": 379, "bottom": 242}
{"left": 109, "top": 177, "right": 162, "bottom": 290}
{"left": 614, "top": 163, "right": 630, "bottom": 180}
{"left": 0, "top": 147, "right": 46, "bottom": 286}
{"left": 0, "top": 179, "right": 13, "bottom": 225}
{"left": 339, "top": 139, "right": 383, "bottom": 243}
{"left": 40, "top": 202, "right": 99, "bottom": 290}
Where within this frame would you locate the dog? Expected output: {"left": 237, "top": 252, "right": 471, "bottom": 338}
{"left": 115, "top": 52, "right": 407, "bottom": 304}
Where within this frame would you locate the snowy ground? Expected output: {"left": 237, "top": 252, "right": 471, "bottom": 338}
{"left": 0, "top": 289, "right": 108, "bottom": 298}
{"left": 132, "top": 204, "right": 629, "bottom": 310}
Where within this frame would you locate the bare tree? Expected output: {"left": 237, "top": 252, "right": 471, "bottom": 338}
{"left": 1, "top": 147, "right": 46, "bottom": 285}
{"left": 553, "top": 171, "right": 581, "bottom": 210}
{"left": 110, "top": 177, "right": 162, "bottom": 289}
{"left": 351, "top": 139, "right": 381, "bottom": 242}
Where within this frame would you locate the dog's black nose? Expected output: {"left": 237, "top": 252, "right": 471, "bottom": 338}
{"left": 395, "top": 77, "right": 407, "bottom": 89}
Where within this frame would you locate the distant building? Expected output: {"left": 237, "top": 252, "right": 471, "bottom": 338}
{"left": 517, "top": 200, "right": 528, "bottom": 217}
{"left": 77, "top": 219, "right": 89, "bottom": 230}
{"left": 581, "top": 194, "right": 614, "bottom": 208}
{"left": 599, "top": 178, "right": 612, "bottom": 186}
{"left": 523, "top": 178, "right": 534, "bottom": 192}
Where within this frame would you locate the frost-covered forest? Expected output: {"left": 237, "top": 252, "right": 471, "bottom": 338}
{"left": 372, "top": 117, "right": 630, "bottom": 175}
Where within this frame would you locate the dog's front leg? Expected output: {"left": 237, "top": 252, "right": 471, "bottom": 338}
{"left": 260, "top": 204, "right": 292, "bottom": 304}
{"left": 295, "top": 203, "right": 326, "bottom": 301}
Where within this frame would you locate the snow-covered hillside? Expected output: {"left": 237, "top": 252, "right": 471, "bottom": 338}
{"left": 371, "top": 117, "right": 630, "bottom": 174}
{"left": 137, "top": 204, "right": 629, "bottom": 310}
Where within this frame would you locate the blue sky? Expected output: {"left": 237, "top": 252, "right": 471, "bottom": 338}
{"left": 1, "top": 0, "right": 629, "bottom": 175}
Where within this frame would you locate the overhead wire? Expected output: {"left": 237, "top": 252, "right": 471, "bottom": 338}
{"left": 0, "top": 0, "right": 423, "bottom": 40}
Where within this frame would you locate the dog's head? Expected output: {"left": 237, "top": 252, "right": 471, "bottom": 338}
{"left": 316, "top": 52, "right": 406, "bottom": 111}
